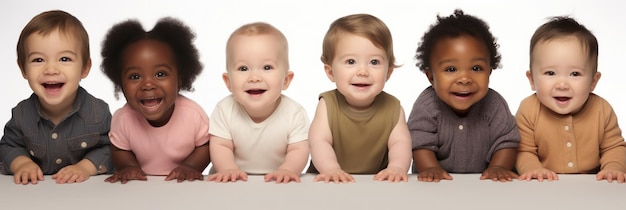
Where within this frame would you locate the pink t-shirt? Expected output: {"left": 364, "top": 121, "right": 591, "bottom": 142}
{"left": 110, "top": 95, "right": 210, "bottom": 175}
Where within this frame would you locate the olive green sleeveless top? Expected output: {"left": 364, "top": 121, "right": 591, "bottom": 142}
{"left": 308, "top": 89, "right": 400, "bottom": 174}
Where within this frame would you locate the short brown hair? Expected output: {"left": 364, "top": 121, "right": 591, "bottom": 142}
{"left": 530, "top": 16, "right": 598, "bottom": 72}
{"left": 321, "top": 14, "right": 398, "bottom": 69}
{"left": 16, "top": 10, "right": 90, "bottom": 71}
{"left": 226, "top": 22, "right": 289, "bottom": 70}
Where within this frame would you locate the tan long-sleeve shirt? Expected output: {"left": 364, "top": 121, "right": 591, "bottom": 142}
{"left": 516, "top": 94, "right": 626, "bottom": 174}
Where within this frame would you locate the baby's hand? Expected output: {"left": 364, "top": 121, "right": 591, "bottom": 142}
{"left": 165, "top": 164, "right": 204, "bottom": 182}
{"left": 417, "top": 167, "right": 452, "bottom": 182}
{"left": 104, "top": 166, "right": 147, "bottom": 184}
{"left": 207, "top": 169, "right": 247, "bottom": 182}
{"left": 13, "top": 160, "right": 44, "bottom": 185}
{"left": 374, "top": 166, "right": 408, "bottom": 182}
{"left": 314, "top": 168, "right": 354, "bottom": 183}
{"left": 264, "top": 169, "right": 301, "bottom": 183}
{"left": 480, "top": 166, "right": 518, "bottom": 182}
{"left": 518, "top": 168, "right": 558, "bottom": 182}
{"left": 52, "top": 164, "right": 91, "bottom": 184}
{"left": 596, "top": 168, "right": 626, "bottom": 183}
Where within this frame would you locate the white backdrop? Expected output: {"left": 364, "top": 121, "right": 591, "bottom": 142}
{"left": 1, "top": 1, "right": 624, "bottom": 141}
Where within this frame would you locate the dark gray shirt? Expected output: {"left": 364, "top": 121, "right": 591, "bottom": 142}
{"left": 0, "top": 87, "right": 113, "bottom": 175}
{"left": 407, "top": 87, "right": 519, "bottom": 173}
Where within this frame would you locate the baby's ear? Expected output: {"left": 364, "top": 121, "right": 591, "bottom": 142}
{"left": 282, "top": 71, "right": 294, "bottom": 90}
{"left": 18, "top": 59, "right": 27, "bottom": 79}
{"left": 425, "top": 70, "right": 435, "bottom": 85}
{"left": 590, "top": 71, "right": 602, "bottom": 91}
{"left": 385, "top": 67, "right": 394, "bottom": 81}
{"left": 525, "top": 70, "right": 536, "bottom": 91}
{"left": 81, "top": 58, "right": 92, "bottom": 79}
{"left": 222, "top": 72, "right": 233, "bottom": 92}
{"left": 324, "top": 64, "right": 335, "bottom": 82}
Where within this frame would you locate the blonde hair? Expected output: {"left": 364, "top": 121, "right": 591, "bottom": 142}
{"left": 226, "top": 22, "right": 289, "bottom": 70}
{"left": 17, "top": 10, "right": 90, "bottom": 71}
{"left": 321, "top": 14, "right": 398, "bottom": 68}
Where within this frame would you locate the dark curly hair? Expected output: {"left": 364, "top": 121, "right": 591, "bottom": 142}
{"left": 415, "top": 9, "right": 501, "bottom": 72}
{"left": 101, "top": 17, "right": 202, "bottom": 98}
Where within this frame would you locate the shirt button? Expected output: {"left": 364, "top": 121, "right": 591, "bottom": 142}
{"left": 51, "top": 133, "right": 58, "bottom": 139}
{"left": 55, "top": 158, "right": 62, "bottom": 164}
{"left": 567, "top": 162, "right": 574, "bottom": 167}
{"left": 29, "top": 150, "right": 35, "bottom": 156}
{"left": 564, "top": 125, "right": 569, "bottom": 131}
{"left": 566, "top": 142, "right": 572, "bottom": 147}
{"left": 80, "top": 142, "right": 87, "bottom": 148}
{"left": 458, "top": 125, "right": 464, "bottom": 130}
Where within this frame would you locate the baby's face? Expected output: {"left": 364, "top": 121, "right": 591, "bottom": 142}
{"left": 21, "top": 29, "right": 90, "bottom": 113}
{"left": 224, "top": 34, "right": 291, "bottom": 115}
{"left": 324, "top": 33, "right": 392, "bottom": 110}
{"left": 426, "top": 35, "right": 490, "bottom": 116}
{"left": 528, "top": 36, "right": 599, "bottom": 115}
{"left": 120, "top": 39, "right": 179, "bottom": 127}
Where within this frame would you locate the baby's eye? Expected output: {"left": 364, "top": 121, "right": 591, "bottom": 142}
{"left": 59, "top": 57, "right": 72, "bottom": 62}
{"left": 543, "top": 71, "right": 555, "bottom": 76}
{"left": 31, "top": 58, "right": 44, "bottom": 63}
{"left": 237, "top": 66, "right": 249, "bottom": 71}
{"left": 570, "top": 71, "right": 581, "bottom": 77}
{"left": 370, "top": 59, "right": 380, "bottom": 65}
{"left": 263, "top": 65, "right": 273, "bottom": 70}
{"left": 444, "top": 66, "right": 456, "bottom": 72}
{"left": 345, "top": 59, "right": 356, "bottom": 65}
{"left": 156, "top": 71, "right": 167, "bottom": 78}
{"left": 471, "top": 65, "right": 483, "bottom": 71}
{"left": 128, "top": 74, "right": 141, "bottom": 80}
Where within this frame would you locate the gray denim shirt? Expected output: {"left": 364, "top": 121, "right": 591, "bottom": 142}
{"left": 0, "top": 87, "right": 113, "bottom": 175}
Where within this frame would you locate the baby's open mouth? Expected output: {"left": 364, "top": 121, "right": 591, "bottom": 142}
{"left": 555, "top": 97, "right": 571, "bottom": 102}
{"left": 453, "top": 92, "right": 471, "bottom": 97}
{"left": 141, "top": 98, "right": 162, "bottom": 107}
{"left": 42, "top": 82, "right": 64, "bottom": 90}
{"left": 352, "top": 83, "right": 371, "bottom": 87}
{"left": 246, "top": 89, "right": 266, "bottom": 95}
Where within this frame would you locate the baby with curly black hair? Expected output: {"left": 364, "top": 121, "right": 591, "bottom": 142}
{"left": 101, "top": 17, "right": 210, "bottom": 184}
{"left": 407, "top": 9, "right": 520, "bottom": 182}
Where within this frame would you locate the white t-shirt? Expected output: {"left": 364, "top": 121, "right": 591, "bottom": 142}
{"left": 209, "top": 95, "right": 309, "bottom": 174}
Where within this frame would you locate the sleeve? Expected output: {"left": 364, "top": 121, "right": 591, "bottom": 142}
{"left": 598, "top": 100, "right": 626, "bottom": 171}
{"left": 193, "top": 104, "right": 210, "bottom": 147}
{"left": 208, "top": 98, "right": 232, "bottom": 140}
{"left": 515, "top": 96, "right": 544, "bottom": 174}
{"left": 407, "top": 88, "right": 440, "bottom": 151}
{"left": 82, "top": 100, "right": 114, "bottom": 174}
{"left": 0, "top": 108, "right": 29, "bottom": 174}
{"left": 288, "top": 103, "right": 310, "bottom": 144}
{"left": 486, "top": 91, "right": 520, "bottom": 161}
{"left": 109, "top": 108, "right": 131, "bottom": 151}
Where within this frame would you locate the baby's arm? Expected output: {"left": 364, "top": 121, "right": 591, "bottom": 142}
{"left": 10, "top": 156, "right": 43, "bottom": 185}
{"left": 309, "top": 99, "right": 354, "bottom": 183}
{"left": 104, "top": 145, "right": 147, "bottom": 184}
{"left": 265, "top": 141, "right": 309, "bottom": 183}
{"left": 480, "top": 148, "right": 518, "bottom": 182}
{"left": 166, "top": 142, "right": 209, "bottom": 182}
{"left": 374, "top": 108, "right": 411, "bottom": 182}
{"left": 207, "top": 136, "right": 247, "bottom": 182}
{"left": 51, "top": 159, "right": 97, "bottom": 184}
{"left": 596, "top": 107, "right": 626, "bottom": 183}
{"left": 53, "top": 117, "right": 110, "bottom": 184}
{"left": 516, "top": 103, "right": 558, "bottom": 181}
{"left": 413, "top": 149, "right": 452, "bottom": 182}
